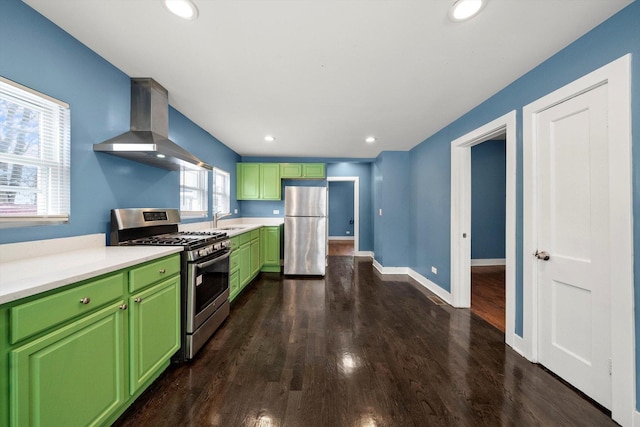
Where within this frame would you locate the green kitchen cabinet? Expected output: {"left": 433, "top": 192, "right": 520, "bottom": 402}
{"left": 236, "top": 163, "right": 261, "bottom": 199}
{"left": 280, "top": 163, "right": 326, "bottom": 179}
{"left": 128, "top": 276, "right": 180, "bottom": 394}
{"left": 2, "top": 253, "right": 181, "bottom": 427}
{"left": 11, "top": 301, "right": 127, "bottom": 427}
{"left": 239, "top": 241, "right": 252, "bottom": 287}
{"left": 302, "top": 163, "right": 325, "bottom": 178}
{"left": 229, "top": 269, "right": 240, "bottom": 301}
{"left": 261, "top": 226, "right": 281, "bottom": 272}
{"left": 237, "top": 163, "right": 281, "bottom": 200}
{"left": 279, "top": 163, "right": 303, "bottom": 178}
{"left": 250, "top": 238, "right": 261, "bottom": 277}
{"left": 260, "top": 163, "right": 281, "bottom": 199}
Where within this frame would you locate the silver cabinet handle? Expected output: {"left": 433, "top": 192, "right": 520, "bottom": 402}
{"left": 134, "top": 297, "right": 142, "bottom": 303}
{"left": 159, "top": 268, "right": 166, "bottom": 274}
{"left": 119, "top": 304, "right": 128, "bottom": 310}
{"left": 79, "top": 297, "right": 91, "bottom": 305}
{"left": 534, "top": 250, "right": 550, "bottom": 261}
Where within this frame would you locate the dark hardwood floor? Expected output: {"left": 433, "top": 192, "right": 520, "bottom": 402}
{"left": 471, "top": 265, "right": 506, "bottom": 332}
{"left": 114, "top": 257, "right": 614, "bottom": 427}
{"left": 328, "top": 240, "right": 355, "bottom": 256}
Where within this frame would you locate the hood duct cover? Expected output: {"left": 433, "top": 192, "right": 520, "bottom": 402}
{"left": 93, "top": 78, "right": 212, "bottom": 171}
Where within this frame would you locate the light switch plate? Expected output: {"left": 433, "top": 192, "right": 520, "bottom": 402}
{"left": 431, "top": 266, "right": 438, "bottom": 274}
{"left": 273, "top": 209, "right": 280, "bottom": 215}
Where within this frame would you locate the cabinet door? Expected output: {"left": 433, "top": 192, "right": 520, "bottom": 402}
{"left": 239, "top": 243, "right": 251, "bottom": 287}
{"left": 302, "top": 163, "right": 325, "bottom": 178}
{"left": 251, "top": 238, "right": 261, "bottom": 277}
{"left": 261, "top": 226, "right": 281, "bottom": 272}
{"left": 280, "top": 163, "right": 302, "bottom": 178}
{"left": 129, "top": 277, "right": 180, "bottom": 394}
{"left": 11, "top": 302, "right": 126, "bottom": 427}
{"left": 237, "top": 163, "right": 260, "bottom": 200}
{"left": 260, "top": 163, "right": 281, "bottom": 200}
{"left": 229, "top": 270, "right": 240, "bottom": 302}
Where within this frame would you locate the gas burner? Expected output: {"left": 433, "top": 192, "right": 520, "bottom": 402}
{"left": 179, "top": 230, "right": 228, "bottom": 238}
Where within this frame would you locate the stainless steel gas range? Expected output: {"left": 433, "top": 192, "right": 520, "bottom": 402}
{"left": 110, "top": 208, "right": 230, "bottom": 360}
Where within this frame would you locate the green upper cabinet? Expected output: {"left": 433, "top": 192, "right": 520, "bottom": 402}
{"left": 280, "top": 163, "right": 326, "bottom": 179}
{"left": 237, "top": 163, "right": 281, "bottom": 200}
{"left": 302, "top": 163, "right": 325, "bottom": 178}
{"left": 279, "top": 163, "right": 302, "bottom": 178}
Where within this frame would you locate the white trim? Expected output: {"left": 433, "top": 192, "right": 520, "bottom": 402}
{"left": 328, "top": 236, "right": 355, "bottom": 241}
{"left": 450, "top": 110, "right": 517, "bottom": 349}
{"left": 523, "top": 54, "right": 634, "bottom": 427}
{"left": 0, "top": 75, "right": 69, "bottom": 108}
{"left": 470, "top": 258, "right": 506, "bottom": 266}
{"left": 407, "top": 268, "right": 453, "bottom": 305}
{"left": 355, "top": 251, "right": 374, "bottom": 258}
{"left": 327, "top": 176, "right": 360, "bottom": 254}
{"left": 511, "top": 333, "right": 527, "bottom": 359}
{"left": 372, "top": 259, "right": 409, "bottom": 275}
{"left": 634, "top": 410, "right": 640, "bottom": 427}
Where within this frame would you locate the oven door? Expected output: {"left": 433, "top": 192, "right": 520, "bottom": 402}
{"left": 185, "top": 250, "right": 230, "bottom": 334}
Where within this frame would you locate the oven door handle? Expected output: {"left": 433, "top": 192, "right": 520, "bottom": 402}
{"left": 194, "top": 250, "right": 231, "bottom": 269}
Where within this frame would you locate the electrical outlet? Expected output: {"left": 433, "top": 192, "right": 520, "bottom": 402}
{"left": 431, "top": 266, "right": 438, "bottom": 274}
{"left": 379, "top": 208, "right": 383, "bottom": 216}
{"left": 234, "top": 209, "right": 238, "bottom": 214}
{"left": 346, "top": 231, "right": 350, "bottom": 235}
{"left": 273, "top": 209, "right": 280, "bottom": 215}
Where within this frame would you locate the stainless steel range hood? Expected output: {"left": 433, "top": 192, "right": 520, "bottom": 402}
{"left": 93, "top": 78, "right": 212, "bottom": 171}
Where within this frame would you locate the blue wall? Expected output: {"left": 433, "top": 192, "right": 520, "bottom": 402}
{"left": 374, "top": 151, "right": 410, "bottom": 267}
{"left": 471, "top": 140, "right": 506, "bottom": 259}
{"left": 328, "top": 181, "right": 354, "bottom": 237}
{"left": 0, "top": 0, "right": 239, "bottom": 244}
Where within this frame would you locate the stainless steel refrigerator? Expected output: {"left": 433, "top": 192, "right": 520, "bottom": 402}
{"left": 284, "top": 186, "right": 327, "bottom": 275}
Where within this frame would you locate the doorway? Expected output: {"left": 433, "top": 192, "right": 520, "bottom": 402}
{"left": 450, "top": 110, "right": 516, "bottom": 347}
{"left": 327, "top": 176, "right": 359, "bottom": 256}
{"left": 522, "top": 54, "right": 633, "bottom": 423}
{"left": 470, "top": 139, "right": 507, "bottom": 332}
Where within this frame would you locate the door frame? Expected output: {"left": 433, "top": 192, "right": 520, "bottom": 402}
{"left": 522, "top": 54, "right": 633, "bottom": 425}
{"left": 327, "top": 176, "right": 360, "bottom": 253}
{"left": 451, "top": 110, "right": 516, "bottom": 347}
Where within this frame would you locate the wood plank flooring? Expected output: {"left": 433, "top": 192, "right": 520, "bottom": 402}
{"left": 114, "top": 256, "right": 614, "bottom": 427}
{"left": 471, "top": 265, "right": 506, "bottom": 332}
{"left": 328, "top": 240, "right": 354, "bottom": 256}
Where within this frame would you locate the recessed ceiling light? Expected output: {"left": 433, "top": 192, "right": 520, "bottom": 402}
{"left": 162, "top": 0, "right": 199, "bottom": 21}
{"left": 448, "top": 0, "right": 486, "bottom": 22}
{"left": 365, "top": 137, "right": 376, "bottom": 143}
{"left": 265, "top": 135, "right": 275, "bottom": 142}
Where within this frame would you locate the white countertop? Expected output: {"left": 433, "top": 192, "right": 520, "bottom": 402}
{"left": 179, "top": 217, "right": 284, "bottom": 237}
{"left": 0, "top": 234, "right": 182, "bottom": 305}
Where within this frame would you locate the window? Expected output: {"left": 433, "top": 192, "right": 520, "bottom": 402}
{"left": 213, "top": 167, "right": 230, "bottom": 214}
{"left": 180, "top": 166, "right": 208, "bottom": 218}
{"left": 0, "top": 77, "right": 70, "bottom": 227}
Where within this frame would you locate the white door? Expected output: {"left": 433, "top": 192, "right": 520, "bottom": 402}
{"left": 536, "top": 83, "right": 611, "bottom": 409}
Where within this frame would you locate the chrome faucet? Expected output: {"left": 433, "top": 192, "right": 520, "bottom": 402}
{"left": 213, "top": 211, "right": 232, "bottom": 229}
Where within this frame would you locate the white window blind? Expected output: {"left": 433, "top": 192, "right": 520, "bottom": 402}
{"left": 213, "top": 167, "right": 230, "bottom": 214}
{"left": 0, "top": 76, "right": 70, "bottom": 227}
{"left": 180, "top": 166, "right": 208, "bottom": 218}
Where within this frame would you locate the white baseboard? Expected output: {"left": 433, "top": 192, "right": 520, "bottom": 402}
{"left": 509, "top": 333, "right": 530, "bottom": 360}
{"left": 372, "top": 259, "right": 409, "bottom": 274}
{"left": 328, "top": 236, "right": 355, "bottom": 241}
{"left": 633, "top": 409, "right": 640, "bottom": 427}
{"left": 355, "top": 251, "right": 374, "bottom": 258}
{"left": 471, "top": 258, "right": 506, "bottom": 266}
{"left": 407, "top": 268, "right": 453, "bottom": 305}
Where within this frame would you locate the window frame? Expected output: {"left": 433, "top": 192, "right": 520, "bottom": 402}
{"left": 0, "top": 76, "right": 71, "bottom": 228}
{"left": 180, "top": 166, "right": 209, "bottom": 219}
{"left": 213, "top": 167, "right": 230, "bottom": 215}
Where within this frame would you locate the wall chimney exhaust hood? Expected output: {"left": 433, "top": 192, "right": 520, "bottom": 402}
{"left": 93, "top": 78, "right": 212, "bottom": 171}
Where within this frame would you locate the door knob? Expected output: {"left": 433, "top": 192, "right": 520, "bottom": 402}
{"left": 534, "top": 250, "right": 550, "bottom": 261}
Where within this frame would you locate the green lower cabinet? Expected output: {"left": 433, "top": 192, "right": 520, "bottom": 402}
{"left": 11, "top": 302, "right": 127, "bottom": 427}
{"left": 261, "top": 226, "right": 281, "bottom": 272}
{"left": 129, "top": 276, "right": 180, "bottom": 394}
{"left": 250, "top": 238, "right": 261, "bottom": 277}
{"left": 229, "top": 269, "right": 240, "bottom": 302}
{"left": 239, "top": 243, "right": 251, "bottom": 287}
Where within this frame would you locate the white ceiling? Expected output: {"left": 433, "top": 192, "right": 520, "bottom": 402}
{"left": 24, "top": 0, "right": 632, "bottom": 158}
